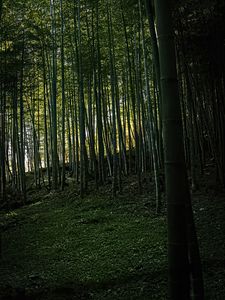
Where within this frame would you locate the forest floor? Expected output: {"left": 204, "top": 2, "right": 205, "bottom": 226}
{"left": 0, "top": 172, "right": 225, "bottom": 300}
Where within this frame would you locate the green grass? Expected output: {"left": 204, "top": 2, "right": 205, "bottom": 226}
{"left": 0, "top": 183, "right": 168, "bottom": 299}
{"left": 0, "top": 177, "right": 224, "bottom": 299}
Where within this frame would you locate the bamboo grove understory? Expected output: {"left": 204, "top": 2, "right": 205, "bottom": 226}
{"left": 0, "top": 0, "right": 224, "bottom": 299}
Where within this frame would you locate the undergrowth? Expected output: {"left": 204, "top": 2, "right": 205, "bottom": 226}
{"left": 0, "top": 175, "right": 224, "bottom": 299}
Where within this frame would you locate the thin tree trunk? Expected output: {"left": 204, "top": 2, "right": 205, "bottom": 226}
{"left": 50, "top": 0, "right": 58, "bottom": 189}
{"left": 60, "top": 0, "right": 66, "bottom": 190}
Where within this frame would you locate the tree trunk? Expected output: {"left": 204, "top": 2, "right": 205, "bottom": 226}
{"left": 155, "top": 1, "right": 191, "bottom": 298}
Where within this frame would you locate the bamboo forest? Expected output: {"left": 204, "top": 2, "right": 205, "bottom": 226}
{"left": 0, "top": 0, "right": 224, "bottom": 299}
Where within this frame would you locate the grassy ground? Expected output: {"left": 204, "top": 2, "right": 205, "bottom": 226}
{"left": 0, "top": 175, "right": 224, "bottom": 299}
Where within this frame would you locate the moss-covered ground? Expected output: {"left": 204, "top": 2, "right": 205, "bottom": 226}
{"left": 0, "top": 175, "right": 224, "bottom": 299}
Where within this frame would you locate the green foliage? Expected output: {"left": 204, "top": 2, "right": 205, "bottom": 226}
{"left": 0, "top": 184, "right": 168, "bottom": 299}
{"left": 1, "top": 178, "right": 225, "bottom": 299}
